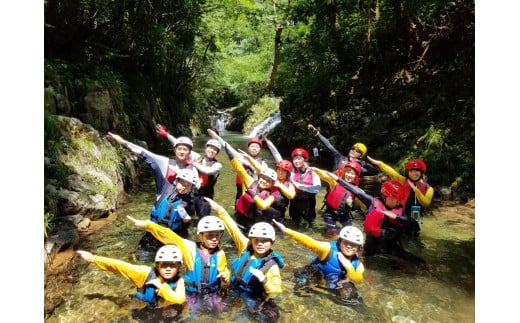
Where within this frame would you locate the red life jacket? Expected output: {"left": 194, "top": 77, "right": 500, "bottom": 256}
{"left": 325, "top": 184, "right": 355, "bottom": 210}
{"left": 291, "top": 168, "right": 314, "bottom": 185}
{"left": 236, "top": 182, "right": 279, "bottom": 216}
{"left": 364, "top": 198, "right": 403, "bottom": 238}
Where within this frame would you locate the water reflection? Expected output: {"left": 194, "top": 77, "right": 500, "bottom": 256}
{"left": 45, "top": 133, "right": 474, "bottom": 322}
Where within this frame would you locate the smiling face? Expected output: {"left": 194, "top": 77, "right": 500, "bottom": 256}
{"left": 258, "top": 174, "right": 274, "bottom": 190}
{"left": 342, "top": 166, "right": 358, "bottom": 183}
{"left": 205, "top": 144, "right": 219, "bottom": 159}
{"left": 251, "top": 237, "right": 273, "bottom": 256}
{"left": 292, "top": 155, "right": 306, "bottom": 168}
{"left": 407, "top": 169, "right": 422, "bottom": 181}
{"left": 339, "top": 239, "right": 361, "bottom": 258}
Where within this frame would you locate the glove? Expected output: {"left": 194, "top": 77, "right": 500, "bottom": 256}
{"left": 156, "top": 124, "right": 169, "bottom": 138}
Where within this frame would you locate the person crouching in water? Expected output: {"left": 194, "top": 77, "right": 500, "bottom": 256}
{"left": 127, "top": 214, "right": 230, "bottom": 317}
{"left": 76, "top": 245, "right": 186, "bottom": 318}
{"left": 272, "top": 219, "right": 365, "bottom": 306}
{"left": 312, "top": 161, "right": 365, "bottom": 238}
{"left": 330, "top": 172, "right": 421, "bottom": 260}
{"left": 205, "top": 197, "right": 284, "bottom": 322}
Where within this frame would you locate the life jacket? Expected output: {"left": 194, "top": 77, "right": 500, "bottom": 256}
{"left": 311, "top": 241, "right": 360, "bottom": 289}
{"left": 364, "top": 197, "right": 403, "bottom": 238}
{"left": 184, "top": 244, "right": 223, "bottom": 294}
{"left": 230, "top": 247, "right": 284, "bottom": 297}
{"left": 236, "top": 182, "right": 282, "bottom": 221}
{"left": 403, "top": 180, "right": 429, "bottom": 215}
{"left": 292, "top": 167, "right": 316, "bottom": 198}
{"left": 165, "top": 160, "right": 197, "bottom": 184}
{"left": 325, "top": 183, "right": 355, "bottom": 213}
{"left": 150, "top": 188, "right": 186, "bottom": 231}
{"left": 134, "top": 268, "right": 179, "bottom": 308}
{"left": 195, "top": 157, "right": 220, "bottom": 194}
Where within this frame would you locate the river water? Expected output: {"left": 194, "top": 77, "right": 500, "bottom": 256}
{"left": 45, "top": 133, "right": 475, "bottom": 323}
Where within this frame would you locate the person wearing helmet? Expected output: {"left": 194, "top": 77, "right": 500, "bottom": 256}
{"left": 127, "top": 215, "right": 230, "bottom": 315}
{"left": 207, "top": 129, "right": 269, "bottom": 211}
{"left": 240, "top": 146, "right": 297, "bottom": 225}
{"left": 156, "top": 125, "right": 224, "bottom": 220}
{"left": 367, "top": 156, "right": 434, "bottom": 237}
{"left": 307, "top": 124, "right": 379, "bottom": 176}
{"left": 107, "top": 132, "right": 199, "bottom": 251}
{"left": 331, "top": 172, "right": 423, "bottom": 261}
{"left": 205, "top": 198, "right": 284, "bottom": 322}
{"left": 289, "top": 147, "right": 322, "bottom": 228}
{"left": 312, "top": 161, "right": 366, "bottom": 237}
{"left": 272, "top": 219, "right": 365, "bottom": 306}
{"left": 76, "top": 245, "right": 186, "bottom": 309}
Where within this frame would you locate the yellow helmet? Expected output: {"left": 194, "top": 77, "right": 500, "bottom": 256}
{"left": 351, "top": 143, "right": 367, "bottom": 158}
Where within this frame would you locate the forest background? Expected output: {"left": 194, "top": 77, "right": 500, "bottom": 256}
{"left": 0, "top": 1, "right": 515, "bottom": 321}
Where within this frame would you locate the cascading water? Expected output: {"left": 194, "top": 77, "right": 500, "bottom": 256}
{"left": 247, "top": 112, "right": 281, "bottom": 138}
{"left": 210, "top": 111, "right": 230, "bottom": 134}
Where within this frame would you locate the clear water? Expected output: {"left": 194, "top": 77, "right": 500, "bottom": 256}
{"left": 45, "top": 134, "right": 475, "bottom": 323}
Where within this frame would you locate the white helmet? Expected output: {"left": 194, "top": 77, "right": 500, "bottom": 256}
{"left": 197, "top": 215, "right": 225, "bottom": 234}
{"left": 248, "top": 222, "right": 276, "bottom": 241}
{"left": 260, "top": 168, "right": 277, "bottom": 182}
{"left": 175, "top": 136, "right": 193, "bottom": 149}
{"left": 176, "top": 168, "right": 198, "bottom": 185}
{"left": 338, "top": 226, "right": 364, "bottom": 246}
{"left": 155, "top": 245, "right": 183, "bottom": 263}
{"left": 206, "top": 139, "right": 222, "bottom": 151}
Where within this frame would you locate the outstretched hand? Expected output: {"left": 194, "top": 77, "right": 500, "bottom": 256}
{"left": 203, "top": 197, "right": 222, "bottom": 212}
{"left": 366, "top": 156, "right": 379, "bottom": 165}
{"left": 107, "top": 132, "right": 124, "bottom": 144}
{"left": 127, "top": 215, "right": 148, "bottom": 228}
{"left": 307, "top": 124, "right": 319, "bottom": 136}
{"left": 207, "top": 129, "right": 218, "bottom": 138}
{"left": 156, "top": 124, "right": 169, "bottom": 138}
{"left": 272, "top": 219, "right": 287, "bottom": 233}
{"left": 76, "top": 250, "right": 94, "bottom": 262}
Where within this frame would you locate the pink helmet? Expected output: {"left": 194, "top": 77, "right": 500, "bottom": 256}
{"left": 276, "top": 159, "right": 293, "bottom": 173}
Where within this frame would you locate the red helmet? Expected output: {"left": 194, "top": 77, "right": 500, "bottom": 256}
{"left": 380, "top": 180, "right": 405, "bottom": 202}
{"left": 276, "top": 159, "right": 293, "bottom": 173}
{"left": 405, "top": 159, "right": 427, "bottom": 173}
{"left": 291, "top": 148, "right": 309, "bottom": 160}
{"left": 247, "top": 137, "right": 263, "bottom": 148}
{"left": 343, "top": 161, "right": 362, "bottom": 176}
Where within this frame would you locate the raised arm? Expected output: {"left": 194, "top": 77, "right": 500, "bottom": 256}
{"left": 263, "top": 136, "right": 283, "bottom": 163}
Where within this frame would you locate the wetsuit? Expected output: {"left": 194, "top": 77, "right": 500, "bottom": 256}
{"left": 289, "top": 166, "right": 321, "bottom": 227}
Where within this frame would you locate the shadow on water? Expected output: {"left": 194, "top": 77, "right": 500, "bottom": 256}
{"left": 45, "top": 134, "right": 475, "bottom": 323}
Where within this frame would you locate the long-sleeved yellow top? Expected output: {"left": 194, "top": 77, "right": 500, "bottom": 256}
{"left": 143, "top": 222, "right": 230, "bottom": 284}
{"left": 377, "top": 162, "right": 434, "bottom": 208}
{"left": 313, "top": 167, "right": 367, "bottom": 211}
{"left": 282, "top": 228, "right": 364, "bottom": 284}
{"left": 91, "top": 255, "right": 186, "bottom": 304}
{"left": 214, "top": 206, "right": 283, "bottom": 297}
{"left": 247, "top": 156, "right": 296, "bottom": 200}
{"left": 231, "top": 158, "right": 276, "bottom": 210}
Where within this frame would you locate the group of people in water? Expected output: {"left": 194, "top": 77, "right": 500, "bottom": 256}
{"left": 76, "top": 123, "right": 434, "bottom": 322}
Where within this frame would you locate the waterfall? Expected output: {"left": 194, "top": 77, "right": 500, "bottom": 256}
{"left": 210, "top": 111, "right": 230, "bottom": 134}
{"left": 247, "top": 112, "right": 281, "bottom": 138}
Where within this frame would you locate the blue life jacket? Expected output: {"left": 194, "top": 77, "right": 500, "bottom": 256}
{"left": 150, "top": 189, "right": 185, "bottom": 231}
{"left": 184, "top": 246, "right": 223, "bottom": 294}
{"left": 134, "top": 269, "right": 178, "bottom": 308}
{"left": 311, "top": 241, "right": 359, "bottom": 289}
{"left": 231, "top": 247, "right": 284, "bottom": 298}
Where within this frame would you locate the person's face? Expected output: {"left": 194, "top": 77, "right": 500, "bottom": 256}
{"left": 340, "top": 239, "right": 361, "bottom": 258}
{"left": 382, "top": 195, "right": 400, "bottom": 208}
{"left": 292, "top": 156, "right": 305, "bottom": 168}
{"left": 247, "top": 143, "right": 262, "bottom": 157}
{"left": 407, "top": 169, "right": 422, "bottom": 181}
{"left": 276, "top": 167, "right": 289, "bottom": 181}
{"left": 258, "top": 175, "right": 274, "bottom": 189}
{"left": 343, "top": 167, "right": 358, "bottom": 183}
{"left": 205, "top": 145, "right": 219, "bottom": 159}
{"left": 198, "top": 230, "right": 222, "bottom": 249}
{"left": 348, "top": 146, "right": 363, "bottom": 159}
{"left": 176, "top": 178, "right": 193, "bottom": 194}
{"left": 156, "top": 261, "right": 181, "bottom": 280}
{"left": 251, "top": 237, "right": 272, "bottom": 256}
{"left": 175, "top": 144, "right": 192, "bottom": 161}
